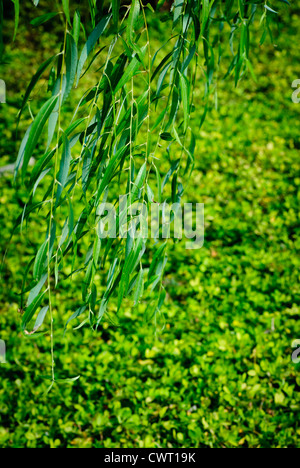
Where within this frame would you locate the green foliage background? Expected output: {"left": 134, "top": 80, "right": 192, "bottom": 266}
{"left": 0, "top": 0, "right": 300, "bottom": 448}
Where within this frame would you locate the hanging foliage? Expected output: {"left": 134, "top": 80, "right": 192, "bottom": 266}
{"left": 6, "top": 0, "right": 283, "bottom": 386}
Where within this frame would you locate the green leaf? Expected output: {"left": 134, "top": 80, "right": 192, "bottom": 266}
{"left": 112, "top": 0, "right": 120, "bottom": 26}
{"left": 56, "top": 376, "right": 80, "bottom": 384}
{"left": 13, "top": 201, "right": 51, "bottom": 235}
{"left": 151, "top": 51, "right": 173, "bottom": 82}
{"left": 182, "top": 44, "right": 196, "bottom": 72}
{"left": 156, "top": 61, "right": 172, "bottom": 97}
{"left": 22, "top": 291, "right": 46, "bottom": 331}
{"left": 154, "top": 164, "right": 162, "bottom": 204}
{"left": 66, "top": 192, "right": 74, "bottom": 238}
{"left": 127, "top": 0, "right": 140, "bottom": 51}
{"left": 118, "top": 238, "right": 145, "bottom": 312}
{"left": 65, "top": 33, "right": 78, "bottom": 100}
{"left": 113, "top": 45, "right": 147, "bottom": 94}
{"left": 148, "top": 242, "right": 167, "bottom": 282}
{"left": 264, "top": 4, "right": 278, "bottom": 14}
{"left": 11, "top": 0, "right": 19, "bottom": 41}
{"left": 15, "top": 124, "right": 32, "bottom": 178}
{"left": 173, "top": 0, "right": 183, "bottom": 26}
{"left": 162, "top": 158, "right": 180, "bottom": 190}
{"left": 82, "top": 148, "right": 93, "bottom": 193}
{"left": 21, "top": 95, "right": 59, "bottom": 177}
{"left": 32, "top": 306, "right": 49, "bottom": 333}
{"left": 130, "top": 162, "right": 146, "bottom": 202}
{"left": 56, "top": 135, "right": 71, "bottom": 204}
{"left": 179, "top": 72, "right": 190, "bottom": 132}
{"left": 33, "top": 240, "right": 48, "bottom": 280}
{"left": 145, "top": 3, "right": 155, "bottom": 13}
{"left": 73, "top": 10, "right": 81, "bottom": 46}
{"left": 62, "top": 0, "right": 71, "bottom": 24}
{"left": 133, "top": 268, "right": 144, "bottom": 306}
{"left": 64, "top": 306, "right": 86, "bottom": 334}
{"left": 156, "top": 0, "right": 166, "bottom": 11}
{"left": 29, "top": 148, "right": 55, "bottom": 188}
{"left": 47, "top": 77, "right": 66, "bottom": 148}
{"left": 158, "top": 287, "right": 166, "bottom": 310}
{"left": 95, "top": 145, "right": 128, "bottom": 206}
{"left": 44, "top": 382, "right": 55, "bottom": 396}
{"left": 17, "top": 54, "right": 57, "bottom": 126}
{"left": 32, "top": 168, "right": 51, "bottom": 197}
{"left": 27, "top": 273, "right": 47, "bottom": 307}
{"left": 201, "top": 0, "right": 210, "bottom": 35}
{"left": 30, "top": 13, "right": 59, "bottom": 27}
{"left": 160, "top": 132, "right": 173, "bottom": 142}
{"left": 146, "top": 184, "right": 154, "bottom": 203}
{"left": 151, "top": 109, "right": 166, "bottom": 132}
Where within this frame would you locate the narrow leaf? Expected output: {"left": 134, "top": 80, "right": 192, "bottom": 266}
{"left": 30, "top": 13, "right": 59, "bottom": 27}
{"left": 112, "top": 0, "right": 120, "bottom": 26}
{"left": 76, "top": 14, "right": 111, "bottom": 87}
{"left": 33, "top": 240, "right": 48, "bottom": 280}
{"left": 18, "top": 54, "right": 57, "bottom": 125}
{"left": 62, "top": 0, "right": 71, "bottom": 24}
{"left": 22, "top": 291, "right": 46, "bottom": 331}
{"left": 56, "top": 135, "right": 71, "bottom": 204}
{"left": 65, "top": 33, "right": 78, "bottom": 99}
{"left": 133, "top": 268, "right": 144, "bottom": 306}
{"left": 27, "top": 273, "right": 47, "bottom": 307}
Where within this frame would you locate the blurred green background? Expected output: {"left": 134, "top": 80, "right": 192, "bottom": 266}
{"left": 0, "top": 0, "right": 300, "bottom": 448}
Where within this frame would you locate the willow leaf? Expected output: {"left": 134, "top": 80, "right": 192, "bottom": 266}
{"left": 47, "top": 76, "right": 66, "bottom": 148}
{"left": 32, "top": 168, "right": 51, "bottom": 196}
{"left": 76, "top": 14, "right": 111, "bottom": 87}
{"left": 27, "top": 273, "right": 47, "bottom": 307}
{"left": 56, "top": 136, "right": 71, "bottom": 204}
{"left": 148, "top": 242, "right": 167, "bottom": 281}
{"left": 95, "top": 145, "right": 128, "bottom": 206}
{"left": 18, "top": 54, "right": 57, "bottom": 125}
{"left": 15, "top": 124, "right": 32, "bottom": 178}
{"left": 22, "top": 291, "right": 46, "bottom": 332}
{"left": 127, "top": 0, "right": 141, "bottom": 54}
{"left": 73, "top": 10, "right": 81, "bottom": 46}
{"left": 65, "top": 33, "right": 78, "bottom": 100}
{"left": 11, "top": 0, "right": 19, "bottom": 41}
{"left": 154, "top": 164, "right": 162, "bottom": 204}
{"left": 173, "top": 0, "right": 184, "bottom": 26}
{"left": 133, "top": 268, "right": 144, "bottom": 306}
{"left": 118, "top": 238, "right": 144, "bottom": 312}
{"left": 113, "top": 45, "right": 147, "bottom": 94}
{"left": 179, "top": 72, "right": 190, "bottom": 132}
{"left": 30, "top": 13, "right": 59, "bottom": 27}
{"left": 62, "top": 0, "right": 71, "bottom": 24}
{"left": 23, "top": 306, "right": 49, "bottom": 335}
{"left": 112, "top": 0, "right": 120, "bottom": 26}
{"left": 130, "top": 162, "right": 146, "bottom": 202}
{"left": 33, "top": 240, "right": 48, "bottom": 280}
{"left": 21, "top": 95, "right": 58, "bottom": 178}
{"left": 201, "top": 0, "right": 210, "bottom": 35}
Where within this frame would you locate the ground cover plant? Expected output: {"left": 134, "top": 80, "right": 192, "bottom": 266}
{"left": 0, "top": 0, "right": 299, "bottom": 449}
